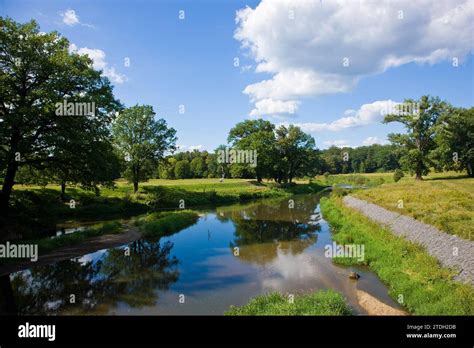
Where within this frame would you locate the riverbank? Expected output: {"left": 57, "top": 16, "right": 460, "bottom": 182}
{"left": 320, "top": 196, "right": 474, "bottom": 315}
{"left": 0, "top": 210, "right": 200, "bottom": 274}
{"left": 4, "top": 179, "right": 325, "bottom": 240}
{"left": 343, "top": 195, "right": 474, "bottom": 285}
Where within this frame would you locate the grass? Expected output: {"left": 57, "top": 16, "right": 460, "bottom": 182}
{"left": 320, "top": 195, "right": 474, "bottom": 315}
{"left": 33, "top": 221, "right": 124, "bottom": 254}
{"left": 314, "top": 172, "right": 394, "bottom": 187}
{"left": 352, "top": 172, "right": 473, "bottom": 240}
{"left": 134, "top": 210, "right": 200, "bottom": 239}
{"left": 225, "top": 289, "right": 352, "bottom": 316}
{"left": 7, "top": 178, "right": 325, "bottom": 239}
{"left": 0, "top": 221, "right": 124, "bottom": 266}
{"left": 0, "top": 209, "right": 201, "bottom": 266}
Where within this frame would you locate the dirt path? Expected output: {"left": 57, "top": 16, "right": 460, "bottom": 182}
{"left": 0, "top": 228, "right": 141, "bottom": 276}
{"left": 343, "top": 196, "right": 474, "bottom": 285}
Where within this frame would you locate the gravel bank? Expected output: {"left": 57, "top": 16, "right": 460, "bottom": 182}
{"left": 343, "top": 196, "right": 474, "bottom": 285}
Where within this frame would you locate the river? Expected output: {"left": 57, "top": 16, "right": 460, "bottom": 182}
{"left": 2, "top": 193, "right": 403, "bottom": 315}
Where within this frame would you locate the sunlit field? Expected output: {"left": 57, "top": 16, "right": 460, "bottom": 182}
{"left": 353, "top": 172, "right": 473, "bottom": 240}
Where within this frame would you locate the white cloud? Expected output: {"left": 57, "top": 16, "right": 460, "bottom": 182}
{"left": 103, "top": 67, "right": 126, "bottom": 84}
{"left": 61, "top": 9, "right": 79, "bottom": 26}
{"left": 323, "top": 140, "right": 351, "bottom": 148}
{"left": 70, "top": 45, "right": 126, "bottom": 84}
{"left": 249, "top": 98, "right": 299, "bottom": 118}
{"left": 60, "top": 9, "right": 94, "bottom": 28}
{"left": 362, "top": 136, "right": 388, "bottom": 146}
{"left": 289, "top": 100, "right": 398, "bottom": 133}
{"left": 76, "top": 47, "right": 107, "bottom": 70}
{"left": 235, "top": 0, "right": 474, "bottom": 110}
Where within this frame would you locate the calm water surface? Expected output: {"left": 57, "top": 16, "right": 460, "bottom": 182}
{"left": 6, "top": 194, "right": 401, "bottom": 315}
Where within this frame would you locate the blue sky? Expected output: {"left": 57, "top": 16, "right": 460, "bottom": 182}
{"left": 2, "top": 0, "right": 473, "bottom": 150}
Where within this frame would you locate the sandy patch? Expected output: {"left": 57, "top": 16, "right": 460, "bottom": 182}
{"left": 357, "top": 290, "right": 406, "bottom": 315}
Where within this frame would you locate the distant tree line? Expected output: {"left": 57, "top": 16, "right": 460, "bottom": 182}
{"left": 155, "top": 143, "right": 403, "bottom": 180}
{"left": 153, "top": 98, "right": 473, "bottom": 182}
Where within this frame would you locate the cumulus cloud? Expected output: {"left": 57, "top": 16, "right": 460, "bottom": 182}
{"left": 249, "top": 98, "right": 300, "bottom": 118}
{"left": 290, "top": 100, "right": 398, "bottom": 133}
{"left": 60, "top": 9, "right": 94, "bottom": 28}
{"left": 70, "top": 45, "right": 126, "bottom": 84}
{"left": 235, "top": 0, "right": 474, "bottom": 114}
{"left": 61, "top": 9, "right": 79, "bottom": 26}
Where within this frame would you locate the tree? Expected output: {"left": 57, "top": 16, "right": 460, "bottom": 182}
{"left": 174, "top": 160, "right": 190, "bottom": 179}
{"left": 274, "top": 125, "right": 316, "bottom": 183}
{"left": 321, "top": 146, "right": 344, "bottom": 174}
{"left": 190, "top": 157, "right": 205, "bottom": 178}
{"left": 158, "top": 157, "right": 176, "bottom": 179}
{"left": 0, "top": 18, "right": 121, "bottom": 223}
{"left": 227, "top": 119, "right": 276, "bottom": 182}
{"left": 384, "top": 96, "right": 449, "bottom": 180}
{"left": 112, "top": 105, "right": 176, "bottom": 192}
{"left": 431, "top": 107, "right": 474, "bottom": 177}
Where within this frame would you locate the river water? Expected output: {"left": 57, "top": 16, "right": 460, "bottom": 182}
{"left": 4, "top": 193, "right": 402, "bottom": 315}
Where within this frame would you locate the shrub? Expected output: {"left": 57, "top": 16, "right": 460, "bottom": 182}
{"left": 393, "top": 169, "right": 404, "bottom": 182}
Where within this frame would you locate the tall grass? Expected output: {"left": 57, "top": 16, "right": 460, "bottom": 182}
{"left": 226, "top": 290, "right": 352, "bottom": 316}
{"left": 320, "top": 196, "right": 474, "bottom": 315}
{"left": 353, "top": 175, "right": 473, "bottom": 240}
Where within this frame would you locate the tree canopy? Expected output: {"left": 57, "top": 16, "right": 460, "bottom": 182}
{"left": 112, "top": 104, "right": 177, "bottom": 192}
{"left": 384, "top": 96, "right": 449, "bottom": 180}
{"left": 0, "top": 17, "right": 121, "bottom": 220}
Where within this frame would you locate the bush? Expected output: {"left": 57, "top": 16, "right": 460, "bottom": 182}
{"left": 393, "top": 169, "right": 404, "bottom": 182}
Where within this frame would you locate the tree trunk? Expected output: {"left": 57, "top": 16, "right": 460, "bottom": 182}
{"left": 0, "top": 161, "right": 19, "bottom": 213}
{"left": 0, "top": 274, "right": 17, "bottom": 315}
{"left": 133, "top": 181, "right": 139, "bottom": 193}
{"left": 60, "top": 182, "right": 66, "bottom": 202}
{"left": 415, "top": 160, "right": 423, "bottom": 180}
{"left": 415, "top": 170, "right": 423, "bottom": 180}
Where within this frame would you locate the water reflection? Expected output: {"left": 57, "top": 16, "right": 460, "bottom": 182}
{"left": 1, "top": 193, "right": 400, "bottom": 315}
{"left": 6, "top": 240, "right": 178, "bottom": 315}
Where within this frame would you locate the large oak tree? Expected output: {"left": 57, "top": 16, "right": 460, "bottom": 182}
{"left": 0, "top": 18, "right": 121, "bottom": 234}
{"left": 384, "top": 96, "right": 449, "bottom": 180}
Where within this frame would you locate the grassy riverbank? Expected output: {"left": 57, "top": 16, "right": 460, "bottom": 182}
{"left": 314, "top": 172, "right": 394, "bottom": 187}
{"left": 6, "top": 179, "right": 324, "bottom": 240}
{"left": 134, "top": 210, "right": 200, "bottom": 239}
{"left": 226, "top": 290, "right": 352, "bottom": 315}
{"left": 320, "top": 196, "right": 474, "bottom": 315}
{"left": 0, "top": 211, "right": 200, "bottom": 267}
